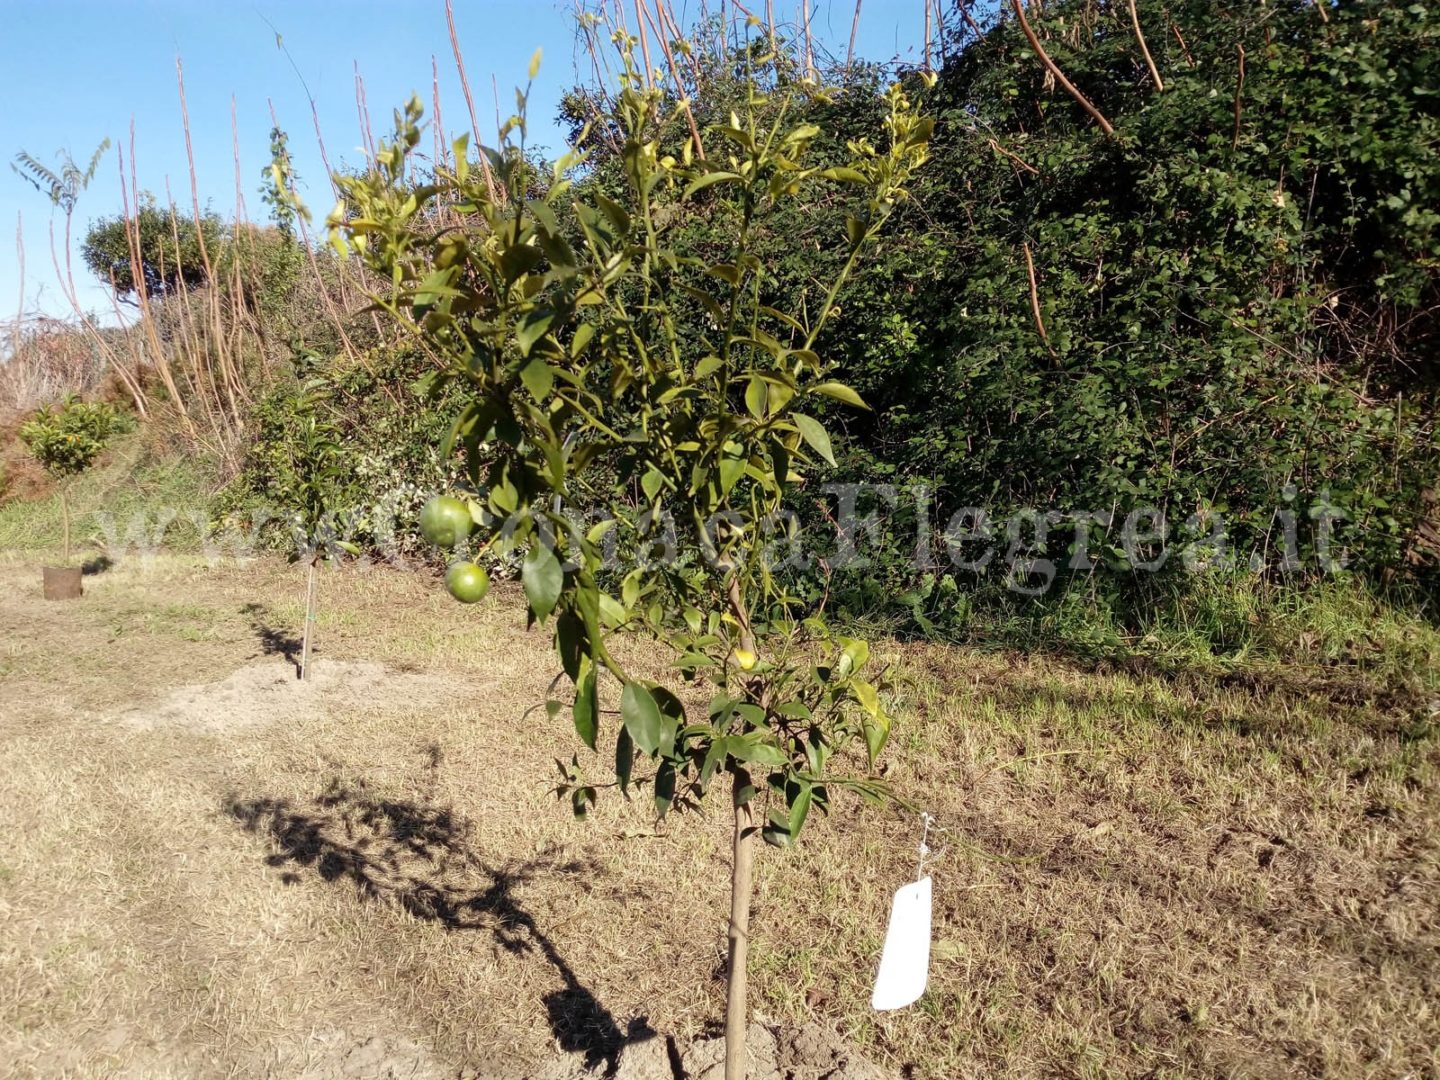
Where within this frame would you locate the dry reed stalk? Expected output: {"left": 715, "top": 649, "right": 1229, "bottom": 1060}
{"left": 354, "top": 63, "right": 377, "bottom": 161}
{"left": 1169, "top": 19, "right": 1195, "bottom": 65}
{"left": 159, "top": 180, "right": 224, "bottom": 445}
{"left": 1127, "top": 0, "right": 1164, "bottom": 91}
{"left": 639, "top": 0, "right": 704, "bottom": 157}
{"left": 1010, "top": 0, "right": 1114, "bottom": 135}
{"left": 177, "top": 57, "right": 247, "bottom": 435}
{"left": 229, "top": 95, "right": 270, "bottom": 378}
{"left": 924, "top": 0, "right": 933, "bottom": 71}
{"left": 14, "top": 213, "right": 24, "bottom": 354}
{"left": 657, "top": 0, "right": 704, "bottom": 90}
{"left": 801, "top": 0, "right": 816, "bottom": 80}
{"left": 846, "top": 0, "right": 862, "bottom": 70}
{"left": 119, "top": 129, "right": 192, "bottom": 431}
{"left": 38, "top": 154, "right": 149, "bottom": 417}
{"left": 634, "top": 0, "right": 655, "bottom": 87}
{"left": 265, "top": 101, "right": 361, "bottom": 369}
{"left": 955, "top": 0, "right": 984, "bottom": 41}
{"left": 445, "top": 0, "right": 501, "bottom": 204}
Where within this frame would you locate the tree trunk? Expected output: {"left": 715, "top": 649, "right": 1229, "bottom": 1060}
{"left": 299, "top": 558, "right": 317, "bottom": 680}
{"left": 60, "top": 487, "right": 71, "bottom": 567}
{"left": 725, "top": 768, "right": 756, "bottom": 1080}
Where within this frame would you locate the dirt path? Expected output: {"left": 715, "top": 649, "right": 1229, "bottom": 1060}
{"left": 2, "top": 553, "right": 1437, "bottom": 1078}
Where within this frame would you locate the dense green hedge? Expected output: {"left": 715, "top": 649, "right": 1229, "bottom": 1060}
{"left": 228, "top": 0, "right": 1438, "bottom": 638}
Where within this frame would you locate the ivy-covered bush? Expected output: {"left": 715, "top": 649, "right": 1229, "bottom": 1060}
{"left": 214, "top": 346, "right": 464, "bottom": 558}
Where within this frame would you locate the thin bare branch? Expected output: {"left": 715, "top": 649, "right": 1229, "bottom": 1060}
{"left": 1023, "top": 241, "right": 1058, "bottom": 362}
{"left": 1127, "top": 0, "right": 1164, "bottom": 91}
{"left": 1010, "top": 0, "right": 1115, "bottom": 136}
{"left": 1232, "top": 42, "right": 1246, "bottom": 151}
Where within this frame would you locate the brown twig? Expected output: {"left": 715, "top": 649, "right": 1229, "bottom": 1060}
{"left": 1231, "top": 42, "right": 1246, "bottom": 151}
{"left": 1127, "top": 0, "right": 1164, "bottom": 91}
{"left": 1022, "top": 241, "right": 1058, "bottom": 362}
{"left": 1010, "top": 0, "right": 1115, "bottom": 135}
{"left": 988, "top": 137, "right": 1040, "bottom": 176}
{"left": 955, "top": 0, "right": 984, "bottom": 41}
{"left": 1169, "top": 19, "right": 1195, "bottom": 66}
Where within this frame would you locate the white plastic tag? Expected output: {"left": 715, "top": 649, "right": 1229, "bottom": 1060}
{"left": 870, "top": 875, "right": 932, "bottom": 1011}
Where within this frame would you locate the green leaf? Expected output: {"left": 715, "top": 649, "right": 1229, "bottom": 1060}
{"left": 528, "top": 47, "right": 542, "bottom": 79}
{"left": 851, "top": 678, "right": 880, "bottom": 716}
{"left": 837, "top": 637, "right": 870, "bottom": 677}
{"left": 621, "top": 682, "right": 663, "bottom": 756}
{"left": 812, "top": 382, "right": 869, "bottom": 409}
{"left": 570, "top": 321, "right": 595, "bottom": 357}
{"left": 516, "top": 309, "right": 556, "bottom": 356}
{"left": 615, "top": 726, "right": 633, "bottom": 795}
{"left": 653, "top": 761, "right": 677, "bottom": 818}
{"left": 862, "top": 710, "right": 890, "bottom": 767}
{"left": 652, "top": 686, "right": 685, "bottom": 758}
{"left": 682, "top": 170, "right": 742, "bottom": 199}
{"left": 792, "top": 413, "right": 835, "bottom": 465}
{"left": 718, "top": 441, "right": 746, "bottom": 495}
{"left": 522, "top": 543, "right": 564, "bottom": 621}
{"left": 520, "top": 357, "right": 555, "bottom": 401}
{"left": 728, "top": 733, "right": 788, "bottom": 767}
{"left": 745, "top": 376, "right": 767, "bottom": 419}
{"left": 573, "top": 668, "right": 598, "bottom": 750}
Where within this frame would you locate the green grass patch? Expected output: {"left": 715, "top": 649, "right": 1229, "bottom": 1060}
{"left": 0, "top": 434, "right": 216, "bottom": 557}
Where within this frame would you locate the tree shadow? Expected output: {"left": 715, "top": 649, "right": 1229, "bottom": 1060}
{"left": 240, "top": 601, "right": 303, "bottom": 677}
{"left": 225, "top": 771, "right": 640, "bottom": 1074}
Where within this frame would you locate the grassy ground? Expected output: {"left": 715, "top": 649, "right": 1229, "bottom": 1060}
{"left": 0, "top": 433, "right": 215, "bottom": 555}
{"left": 1, "top": 552, "right": 1437, "bottom": 1078}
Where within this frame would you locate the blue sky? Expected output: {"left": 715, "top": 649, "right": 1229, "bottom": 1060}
{"left": 0, "top": 1, "right": 929, "bottom": 322}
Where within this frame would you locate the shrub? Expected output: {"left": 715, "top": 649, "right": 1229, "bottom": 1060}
{"left": 18, "top": 394, "right": 129, "bottom": 562}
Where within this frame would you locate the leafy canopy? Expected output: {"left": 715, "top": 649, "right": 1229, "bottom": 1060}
{"left": 19, "top": 395, "right": 127, "bottom": 478}
{"left": 333, "top": 42, "right": 932, "bottom": 842}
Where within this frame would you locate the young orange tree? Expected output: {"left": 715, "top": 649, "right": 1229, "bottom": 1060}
{"left": 333, "top": 43, "right": 930, "bottom": 1077}
{"left": 20, "top": 394, "right": 125, "bottom": 566}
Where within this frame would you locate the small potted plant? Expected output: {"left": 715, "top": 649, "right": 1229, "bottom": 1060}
{"left": 19, "top": 393, "right": 125, "bottom": 600}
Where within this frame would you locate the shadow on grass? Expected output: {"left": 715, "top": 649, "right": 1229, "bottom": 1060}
{"left": 240, "top": 601, "right": 303, "bottom": 678}
{"left": 81, "top": 554, "right": 114, "bottom": 576}
{"left": 226, "top": 772, "right": 651, "bottom": 1075}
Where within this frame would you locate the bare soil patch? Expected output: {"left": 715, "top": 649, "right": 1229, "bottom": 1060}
{"left": 1, "top": 553, "right": 1436, "bottom": 1078}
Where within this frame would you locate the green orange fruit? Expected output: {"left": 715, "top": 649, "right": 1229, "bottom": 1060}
{"left": 419, "top": 495, "right": 473, "bottom": 549}
{"left": 446, "top": 561, "right": 490, "bottom": 604}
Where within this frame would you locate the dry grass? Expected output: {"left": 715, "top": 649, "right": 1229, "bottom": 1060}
{"left": 0, "top": 553, "right": 1436, "bottom": 1078}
